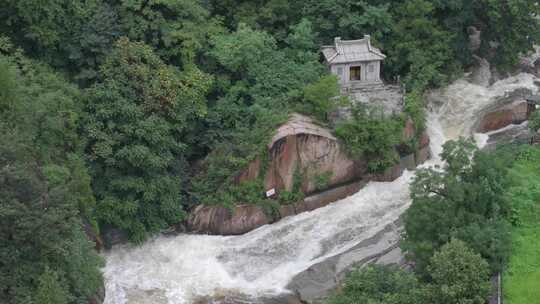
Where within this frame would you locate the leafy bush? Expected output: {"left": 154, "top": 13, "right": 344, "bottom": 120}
{"left": 313, "top": 171, "right": 333, "bottom": 192}
{"left": 425, "top": 239, "right": 491, "bottom": 304}
{"left": 335, "top": 105, "right": 404, "bottom": 172}
{"left": 301, "top": 75, "right": 344, "bottom": 122}
{"left": 326, "top": 265, "right": 423, "bottom": 304}
{"left": 528, "top": 110, "right": 540, "bottom": 132}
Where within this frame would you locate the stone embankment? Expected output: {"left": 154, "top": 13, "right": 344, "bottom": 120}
{"left": 188, "top": 114, "right": 430, "bottom": 235}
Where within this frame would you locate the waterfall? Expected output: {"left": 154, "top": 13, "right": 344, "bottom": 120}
{"left": 102, "top": 73, "right": 539, "bottom": 304}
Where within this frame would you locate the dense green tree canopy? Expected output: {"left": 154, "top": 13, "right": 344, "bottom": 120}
{"left": 425, "top": 239, "right": 491, "bottom": 304}
{"left": 0, "top": 46, "right": 102, "bottom": 304}
{"left": 403, "top": 139, "right": 513, "bottom": 275}
{"left": 326, "top": 265, "right": 423, "bottom": 304}
{"left": 83, "top": 37, "right": 211, "bottom": 242}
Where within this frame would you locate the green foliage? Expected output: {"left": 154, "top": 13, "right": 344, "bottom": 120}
{"left": 425, "top": 239, "right": 491, "bottom": 304}
{"left": 403, "top": 90, "right": 426, "bottom": 135}
{"left": 82, "top": 38, "right": 211, "bottom": 242}
{"left": 325, "top": 265, "right": 423, "bottom": 304}
{"left": 385, "top": 0, "right": 455, "bottom": 91}
{"left": 278, "top": 167, "right": 306, "bottom": 205}
{"left": 335, "top": 106, "right": 403, "bottom": 172}
{"left": 0, "top": 52, "right": 102, "bottom": 304}
{"left": 313, "top": 171, "right": 333, "bottom": 192}
{"left": 301, "top": 75, "right": 343, "bottom": 122}
{"left": 528, "top": 110, "right": 540, "bottom": 132}
{"left": 403, "top": 138, "right": 512, "bottom": 276}
{"left": 210, "top": 23, "right": 277, "bottom": 75}
{"left": 502, "top": 145, "right": 540, "bottom": 303}
{"left": 327, "top": 241, "right": 492, "bottom": 304}
{"left": 190, "top": 107, "right": 288, "bottom": 205}
{"left": 477, "top": 0, "right": 540, "bottom": 69}
{"left": 36, "top": 268, "right": 69, "bottom": 304}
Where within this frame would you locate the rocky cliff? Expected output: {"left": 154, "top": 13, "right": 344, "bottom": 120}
{"left": 188, "top": 114, "right": 430, "bottom": 235}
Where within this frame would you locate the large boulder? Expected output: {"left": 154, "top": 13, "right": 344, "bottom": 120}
{"left": 240, "top": 114, "right": 368, "bottom": 195}
{"left": 188, "top": 180, "right": 367, "bottom": 235}
{"left": 476, "top": 100, "right": 531, "bottom": 133}
{"left": 188, "top": 114, "right": 431, "bottom": 235}
{"left": 188, "top": 204, "right": 271, "bottom": 235}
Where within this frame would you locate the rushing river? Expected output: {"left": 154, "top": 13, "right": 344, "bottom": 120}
{"left": 103, "top": 73, "right": 539, "bottom": 304}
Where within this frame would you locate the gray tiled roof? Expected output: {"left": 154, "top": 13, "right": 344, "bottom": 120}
{"left": 322, "top": 36, "right": 386, "bottom": 64}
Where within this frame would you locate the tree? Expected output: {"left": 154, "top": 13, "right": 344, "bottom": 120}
{"left": 425, "top": 239, "right": 491, "bottom": 304}
{"left": 0, "top": 0, "right": 112, "bottom": 80}
{"left": 325, "top": 265, "right": 423, "bottom": 304}
{"left": 302, "top": 75, "right": 342, "bottom": 121}
{"left": 386, "top": 0, "right": 454, "bottom": 91}
{"left": 0, "top": 49, "right": 103, "bottom": 304}
{"left": 335, "top": 105, "right": 403, "bottom": 172}
{"left": 114, "top": 0, "right": 224, "bottom": 66}
{"left": 403, "top": 139, "right": 512, "bottom": 276}
{"left": 36, "top": 268, "right": 69, "bottom": 304}
{"left": 476, "top": 0, "right": 540, "bottom": 69}
{"left": 83, "top": 37, "right": 211, "bottom": 242}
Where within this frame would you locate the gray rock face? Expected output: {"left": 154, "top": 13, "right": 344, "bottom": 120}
{"left": 285, "top": 218, "right": 405, "bottom": 303}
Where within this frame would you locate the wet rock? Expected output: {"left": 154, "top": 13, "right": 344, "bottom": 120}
{"left": 286, "top": 218, "right": 404, "bottom": 303}
{"left": 298, "top": 180, "right": 367, "bottom": 213}
{"left": 188, "top": 204, "right": 271, "bottom": 235}
{"left": 234, "top": 114, "right": 367, "bottom": 195}
{"left": 401, "top": 118, "right": 415, "bottom": 142}
{"left": 278, "top": 205, "right": 296, "bottom": 219}
{"left": 102, "top": 227, "right": 128, "bottom": 249}
{"left": 189, "top": 180, "right": 368, "bottom": 235}
{"left": 400, "top": 154, "right": 416, "bottom": 171}
{"left": 369, "top": 163, "right": 404, "bottom": 182}
{"left": 265, "top": 116, "right": 367, "bottom": 194}
{"left": 470, "top": 55, "right": 492, "bottom": 87}
{"left": 477, "top": 100, "right": 529, "bottom": 132}
{"left": 415, "top": 145, "right": 431, "bottom": 165}
{"left": 483, "top": 122, "right": 532, "bottom": 151}
{"left": 419, "top": 130, "right": 430, "bottom": 148}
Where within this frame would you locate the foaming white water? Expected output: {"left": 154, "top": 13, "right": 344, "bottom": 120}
{"left": 103, "top": 73, "right": 539, "bottom": 304}
{"left": 104, "top": 172, "right": 416, "bottom": 304}
{"left": 428, "top": 73, "right": 539, "bottom": 140}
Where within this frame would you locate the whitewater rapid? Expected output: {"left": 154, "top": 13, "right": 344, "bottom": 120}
{"left": 103, "top": 73, "right": 539, "bottom": 304}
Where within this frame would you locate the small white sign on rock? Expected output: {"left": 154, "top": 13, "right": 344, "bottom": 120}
{"left": 266, "top": 188, "right": 276, "bottom": 198}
